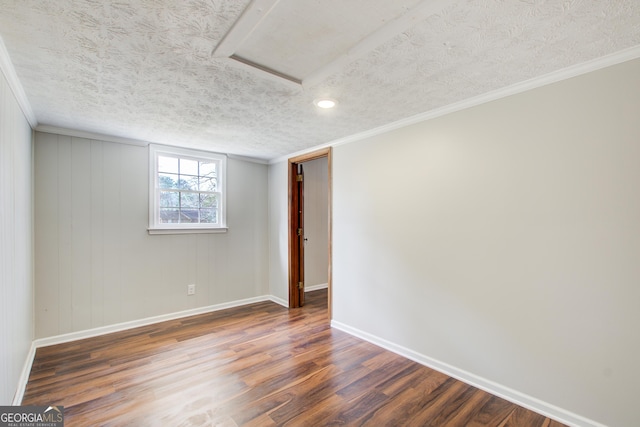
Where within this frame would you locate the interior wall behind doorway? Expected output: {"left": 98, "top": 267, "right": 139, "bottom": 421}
{"left": 303, "top": 157, "right": 329, "bottom": 289}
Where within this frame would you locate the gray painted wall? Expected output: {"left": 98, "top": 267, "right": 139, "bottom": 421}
{"left": 0, "top": 69, "right": 33, "bottom": 404}
{"left": 34, "top": 133, "right": 269, "bottom": 338}
{"left": 330, "top": 58, "right": 640, "bottom": 427}
{"left": 268, "top": 58, "right": 640, "bottom": 427}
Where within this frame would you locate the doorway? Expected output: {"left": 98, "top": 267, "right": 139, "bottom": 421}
{"left": 288, "top": 147, "right": 332, "bottom": 317}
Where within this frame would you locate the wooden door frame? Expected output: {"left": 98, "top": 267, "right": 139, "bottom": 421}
{"left": 288, "top": 147, "right": 332, "bottom": 317}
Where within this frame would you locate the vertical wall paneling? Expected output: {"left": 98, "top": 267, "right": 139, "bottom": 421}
{"left": 207, "top": 234, "right": 222, "bottom": 304}
{"left": 90, "top": 140, "right": 104, "bottom": 328}
{"left": 0, "top": 68, "right": 33, "bottom": 404}
{"left": 34, "top": 133, "right": 59, "bottom": 337}
{"left": 0, "top": 75, "right": 6, "bottom": 400}
{"left": 100, "top": 140, "right": 122, "bottom": 326}
{"left": 56, "top": 137, "right": 73, "bottom": 333}
{"left": 70, "top": 138, "right": 92, "bottom": 331}
{"left": 34, "top": 134, "right": 269, "bottom": 339}
{"left": 267, "top": 161, "right": 289, "bottom": 302}
{"left": 224, "top": 158, "right": 267, "bottom": 301}
{"left": 195, "top": 234, "right": 211, "bottom": 308}
{"left": 118, "top": 142, "right": 149, "bottom": 320}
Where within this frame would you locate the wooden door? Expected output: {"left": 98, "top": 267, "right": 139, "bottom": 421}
{"left": 289, "top": 162, "right": 305, "bottom": 307}
{"left": 288, "top": 148, "right": 331, "bottom": 314}
{"left": 297, "top": 163, "right": 305, "bottom": 306}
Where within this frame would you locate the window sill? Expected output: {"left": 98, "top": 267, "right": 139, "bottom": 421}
{"left": 148, "top": 227, "right": 228, "bottom": 235}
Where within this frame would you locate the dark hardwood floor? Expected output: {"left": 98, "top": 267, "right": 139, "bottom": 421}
{"left": 23, "top": 290, "right": 566, "bottom": 426}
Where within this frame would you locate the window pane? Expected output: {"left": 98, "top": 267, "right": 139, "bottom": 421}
{"left": 199, "top": 209, "right": 217, "bottom": 224}
{"left": 158, "top": 156, "right": 178, "bottom": 174}
{"left": 181, "top": 192, "right": 199, "bottom": 208}
{"left": 200, "top": 194, "right": 218, "bottom": 208}
{"left": 180, "top": 175, "right": 199, "bottom": 191}
{"left": 199, "top": 176, "right": 217, "bottom": 191}
{"left": 159, "top": 173, "right": 179, "bottom": 189}
{"left": 200, "top": 162, "right": 216, "bottom": 178}
{"left": 180, "top": 158, "right": 199, "bottom": 176}
{"left": 180, "top": 209, "right": 199, "bottom": 223}
{"left": 160, "top": 191, "right": 179, "bottom": 207}
{"left": 159, "top": 208, "right": 180, "bottom": 223}
{"left": 151, "top": 145, "right": 226, "bottom": 230}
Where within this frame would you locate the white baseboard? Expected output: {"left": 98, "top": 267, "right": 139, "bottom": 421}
{"left": 17, "top": 293, "right": 598, "bottom": 427}
{"left": 15, "top": 294, "right": 281, "bottom": 404}
{"left": 305, "top": 283, "right": 328, "bottom": 292}
{"left": 12, "top": 342, "right": 36, "bottom": 405}
{"left": 266, "top": 284, "right": 326, "bottom": 308}
{"left": 330, "top": 320, "right": 606, "bottom": 427}
{"left": 33, "top": 295, "right": 273, "bottom": 348}
{"left": 269, "top": 295, "right": 288, "bottom": 307}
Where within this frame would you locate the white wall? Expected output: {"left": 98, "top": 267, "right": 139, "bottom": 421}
{"left": 328, "top": 58, "right": 640, "bottom": 427}
{"left": 303, "top": 157, "right": 329, "bottom": 288}
{"left": 0, "top": 68, "right": 33, "bottom": 404}
{"left": 34, "top": 133, "right": 268, "bottom": 338}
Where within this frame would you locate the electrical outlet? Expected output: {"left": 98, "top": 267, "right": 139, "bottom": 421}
{"left": 187, "top": 284, "right": 196, "bottom": 295}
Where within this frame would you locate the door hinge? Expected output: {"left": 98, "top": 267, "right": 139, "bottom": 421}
{"left": 298, "top": 282, "right": 304, "bottom": 289}
{"left": 297, "top": 228, "right": 303, "bottom": 236}
{"left": 296, "top": 174, "right": 304, "bottom": 182}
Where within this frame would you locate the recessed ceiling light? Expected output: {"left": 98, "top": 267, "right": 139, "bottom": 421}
{"left": 314, "top": 98, "right": 337, "bottom": 109}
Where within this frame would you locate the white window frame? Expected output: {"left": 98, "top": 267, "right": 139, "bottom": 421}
{"left": 148, "top": 144, "right": 227, "bottom": 234}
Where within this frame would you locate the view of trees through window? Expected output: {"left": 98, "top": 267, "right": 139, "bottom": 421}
{"left": 157, "top": 155, "right": 219, "bottom": 224}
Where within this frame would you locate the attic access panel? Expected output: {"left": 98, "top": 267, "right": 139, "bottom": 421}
{"left": 215, "top": 0, "right": 422, "bottom": 85}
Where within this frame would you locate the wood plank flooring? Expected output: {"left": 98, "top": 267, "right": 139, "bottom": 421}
{"left": 23, "top": 290, "right": 566, "bottom": 426}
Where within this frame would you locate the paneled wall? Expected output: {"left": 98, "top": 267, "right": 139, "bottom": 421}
{"left": 267, "top": 161, "right": 288, "bottom": 302}
{"left": 0, "top": 70, "right": 33, "bottom": 404}
{"left": 34, "top": 133, "right": 268, "bottom": 338}
{"left": 303, "top": 157, "right": 329, "bottom": 288}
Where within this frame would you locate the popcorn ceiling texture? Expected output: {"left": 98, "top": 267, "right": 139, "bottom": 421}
{"left": 0, "top": 0, "right": 639, "bottom": 159}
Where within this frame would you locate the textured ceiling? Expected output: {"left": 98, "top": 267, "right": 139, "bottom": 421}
{"left": 1, "top": 0, "right": 639, "bottom": 160}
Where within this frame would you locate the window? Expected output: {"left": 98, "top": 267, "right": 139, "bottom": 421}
{"left": 149, "top": 145, "right": 227, "bottom": 234}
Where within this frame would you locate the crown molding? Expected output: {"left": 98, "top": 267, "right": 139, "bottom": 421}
{"left": 0, "top": 36, "right": 37, "bottom": 128}
{"left": 271, "top": 44, "right": 640, "bottom": 164}
{"left": 35, "top": 125, "right": 269, "bottom": 164}
{"left": 35, "top": 124, "right": 150, "bottom": 147}
{"left": 227, "top": 153, "right": 269, "bottom": 164}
